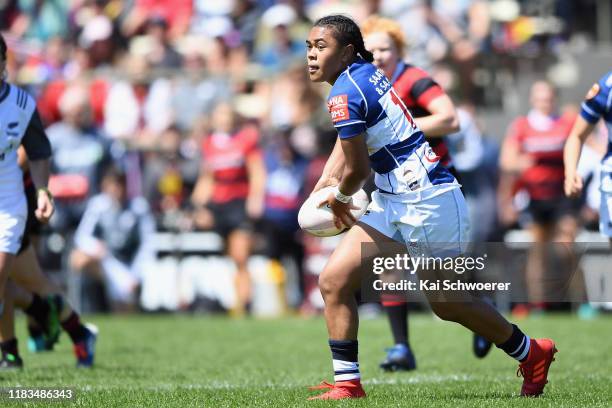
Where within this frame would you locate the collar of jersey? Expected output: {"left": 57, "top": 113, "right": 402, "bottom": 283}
{"left": 390, "top": 61, "right": 406, "bottom": 84}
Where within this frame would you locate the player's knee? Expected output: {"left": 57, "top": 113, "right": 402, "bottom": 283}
{"left": 430, "top": 302, "right": 461, "bottom": 322}
{"left": 319, "top": 268, "right": 351, "bottom": 301}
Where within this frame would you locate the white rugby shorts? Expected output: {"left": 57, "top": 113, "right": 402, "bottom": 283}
{"left": 360, "top": 187, "right": 470, "bottom": 257}
{"left": 0, "top": 193, "right": 27, "bottom": 254}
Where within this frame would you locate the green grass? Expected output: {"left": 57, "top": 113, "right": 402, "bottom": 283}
{"left": 1, "top": 314, "right": 611, "bottom": 407}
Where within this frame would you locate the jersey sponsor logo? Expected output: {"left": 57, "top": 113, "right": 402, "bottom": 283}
{"left": 586, "top": 83, "right": 600, "bottom": 100}
{"left": 328, "top": 94, "right": 349, "bottom": 123}
{"left": 369, "top": 69, "right": 391, "bottom": 95}
{"left": 424, "top": 145, "right": 441, "bottom": 163}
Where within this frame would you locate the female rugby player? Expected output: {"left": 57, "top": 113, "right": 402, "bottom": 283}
{"left": 305, "top": 15, "right": 557, "bottom": 400}
{"left": 565, "top": 70, "right": 612, "bottom": 245}
{"left": 361, "top": 15, "right": 491, "bottom": 369}
{"left": 0, "top": 35, "right": 54, "bottom": 334}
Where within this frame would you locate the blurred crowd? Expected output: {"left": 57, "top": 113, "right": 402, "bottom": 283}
{"left": 1, "top": 0, "right": 607, "bottom": 313}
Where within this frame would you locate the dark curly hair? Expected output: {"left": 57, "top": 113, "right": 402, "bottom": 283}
{"left": 0, "top": 34, "right": 5, "bottom": 62}
{"left": 313, "top": 15, "right": 374, "bottom": 63}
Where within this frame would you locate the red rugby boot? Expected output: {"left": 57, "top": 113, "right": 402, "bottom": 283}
{"left": 307, "top": 380, "right": 366, "bottom": 400}
{"left": 517, "top": 338, "right": 558, "bottom": 397}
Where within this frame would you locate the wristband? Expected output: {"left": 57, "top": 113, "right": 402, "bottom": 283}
{"left": 334, "top": 186, "right": 351, "bottom": 204}
{"left": 37, "top": 187, "right": 54, "bottom": 202}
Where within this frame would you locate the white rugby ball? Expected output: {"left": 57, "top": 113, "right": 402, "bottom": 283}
{"left": 298, "top": 186, "right": 370, "bottom": 237}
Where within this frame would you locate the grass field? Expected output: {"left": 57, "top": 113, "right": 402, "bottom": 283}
{"left": 1, "top": 313, "right": 611, "bottom": 407}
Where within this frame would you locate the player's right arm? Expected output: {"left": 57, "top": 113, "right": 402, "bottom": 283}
{"left": 311, "top": 137, "right": 346, "bottom": 194}
{"left": 414, "top": 93, "right": 460, "bottom": 137}
{"left": 563, "top": 116, "right": 595, "bottom": 198}
{"left": 564, "top": 75, "right": 609, "bottom": 197}
{"left": 499, "top": 119, "right": 533, "bottom": 174}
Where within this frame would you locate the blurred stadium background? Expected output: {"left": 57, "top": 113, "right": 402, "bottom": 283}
{"left": 4, "top": 0, "right": 609, "bottom": 316}
{"left": 2, "top": 0, "right": 612, "bottom": 405}
{"left": 3, "top": 0, "right": 612, "bottom": 315}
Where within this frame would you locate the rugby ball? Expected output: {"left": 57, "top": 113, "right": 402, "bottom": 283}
{"left": 298, "top": 186, "right": 370, "bottom": 237}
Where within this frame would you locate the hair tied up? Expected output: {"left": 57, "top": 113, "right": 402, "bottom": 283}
{"left": 313, "top": 15, "right": 374, "bottom": 63}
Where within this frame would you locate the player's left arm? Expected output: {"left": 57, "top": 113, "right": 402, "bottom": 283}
{"left": 415, "top": 93, "right": 460, "bottom": 137}
{"left": 21, "top": 109, "right": 54, "bottom": 223}
{"left": 321, "top": 134, "right": 370, "bottom": 228}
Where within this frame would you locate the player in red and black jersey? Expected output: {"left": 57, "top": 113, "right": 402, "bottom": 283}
{"left": 363, "top": 17, "right": 459, "bottom": 174}
{"left": 499, "top": 81, "right": 578, "bottom": 316}
{"left": 191, "top": 103, "right": 266, "bottom": 316}
{"left": 362, "top": 16, "right": 493, "bottom": 371}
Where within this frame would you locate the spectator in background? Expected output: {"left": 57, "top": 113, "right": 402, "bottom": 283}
{"left": 71, "top": 166, "right": 156, "bottom": 311}
{"left": 256, "top": 4, "right": 303, "bottom": 73}
{"left": 231, "top": 0, "right": 261, "bottom": 55}
{"left": 143, "top": 16, "right": 182, "bottom": 69}
{"left": 77, "top": 2, "right": 116, "bottom": 68}
{"left": 121, "top": 0, "right": 192, "bottom": 40}
{"left": 266, "top": 63, "right": 324, "bottom": 129}
{"left": 103, "top": 55, "right": 172, "bottom": 145}
{"left": 261, "top": 127, "right": 309, "bottom": 308}
{"left": 499, "top": 80, "right": 577, "bottom": 316}
{"left": 0, "top": 0, "right": 19, "bottom": 31}
{"left": 10, "top": 0, "right": 69, "bottom": 43}
{"left": 142, "top": 126, "right": 199, "bottom": 229}
{"left": 191, "top": 103, "right": 266, "bottom": 316}
{"left": 46, "top": 84, "right": 110, "bottom": 233}
{"left": 171, "top": 39, "right": 232, "bottom": 132}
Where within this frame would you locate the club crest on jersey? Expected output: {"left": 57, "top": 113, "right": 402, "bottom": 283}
{"left": 424, "top": 146, "right": 440, "bottom": 163}
{"left": 328, "top": 94, "right": 349, "bottom": 123}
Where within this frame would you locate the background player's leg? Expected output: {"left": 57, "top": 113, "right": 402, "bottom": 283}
{"left": 525, "top": 222, "right": 553, "bottom": 310}
{"left": 0, "top": 280, "right": 22, "bottom": 368}
{"left": 227, "top": 229, "right": 252, "bottom": 315}
{"left": 0, "top": 252, "right": 15, "bottom": 315}
{"left": 11, "top": 245, "right": 71, "bottom": 319}
{"left": 11, "top": 245, "right": 95, "bottom": 364}
{"left": 0, "top": 280, "right": 17, "bottom": 342}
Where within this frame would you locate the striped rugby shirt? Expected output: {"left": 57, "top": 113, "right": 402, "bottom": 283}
{"left": 327, "top": 58, "right": 458, "bottom": 201}
{"left": 580, "top": 70, "right": 612, "bottom": 192}
{"left": 0, "top": 82, "right": 51, "bottom": 200}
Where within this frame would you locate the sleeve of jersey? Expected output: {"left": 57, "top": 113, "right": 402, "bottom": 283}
{"left": 244, "top": 127, "right": 262, "bottom": 159}
{"left": 21, "top": 109, "right": 52, "bottom": 160}
{"left": 580, "top": 77, "right": 609, "bottom": 124}
{"left": 412, "top": 77, "right": 444, "bottom": 107}
{"left": 329, "top": 83, "right": 367, "bottom": 139}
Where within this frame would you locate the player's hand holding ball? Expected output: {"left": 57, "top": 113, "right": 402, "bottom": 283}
{"left": 319, "top": 187, "right": 360, "bottom": 229}
{"left": 36, "top": 187, "right": 55, "bottom": 224}
{"left": 298, "top": 186, "right": 369, "bottom": 237}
